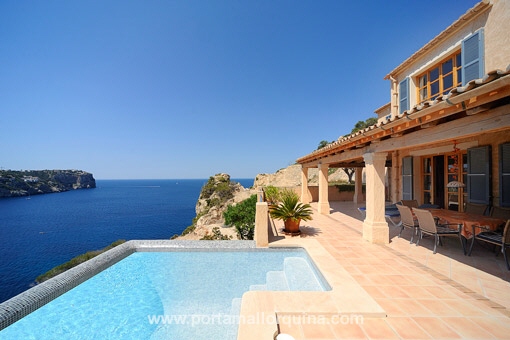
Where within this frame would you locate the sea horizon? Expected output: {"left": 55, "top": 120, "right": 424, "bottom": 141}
{"left": 0, "top": 178, "right": 254, "bottom": 303}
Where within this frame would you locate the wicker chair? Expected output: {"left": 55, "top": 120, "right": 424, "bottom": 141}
{"left": 413, "top": 208, "right": 466, "bottom": 254}
{"left": 395, "top": 204, "right": 419, "bottom": 244}
{"left": 464, "top": 202, "right": 489, "bottom": 215}
{"left": 468, "top": 220, "right": 510, "bottom": 270}
{"left": 490, "top": 206, "right": 510, "bottom": 221}
{"left": 400, "top": 200, "right": 419, "bottom": 208}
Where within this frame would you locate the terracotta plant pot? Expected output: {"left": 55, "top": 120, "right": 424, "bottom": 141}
{"left": 284, "top": 218, "right": 301, "bottom": 234}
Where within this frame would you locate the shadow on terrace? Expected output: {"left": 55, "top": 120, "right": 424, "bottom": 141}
{"left": 269, "top": 200, "right": 510, "bottom": 309}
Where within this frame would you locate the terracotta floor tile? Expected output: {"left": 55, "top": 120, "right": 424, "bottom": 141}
{"left": 422, "top": 286, "right": 460, "bottom": 299}
{"left": 360, "top": 318, "right": 399, "bottom": 339}
{"left": 385, "top": 317, "right": 431, "bottom": 339}
{"left": 445, "top": 299, "right": 491, "bottom": 317}
{"left": 442, "top": 317, "right": 498, "bottom": 339}
{"left": 393, "top": 299, "right": 436, "bottom": 316}
{"left": 415, "top": 299, "right": 462, "bottom": 316}
{"left": 300, "top": 322, "right": 337, "bottom": 339}
{"left": 374, "top": 298, "right": 407, "bottom": 317}
{"left": 468, "top": 316, "right": 510, "bottom": 338}
{"left": 361, "top": 286, "right": 388, "bottom": 299}
{"left": 411, "top": 317, "right": 462, "bottom": 339}
{"left": 377, "top": 286, "right": 413, "bottom": 299}
{"left": 330, "top": 322, "right": 367, "bottom": 339}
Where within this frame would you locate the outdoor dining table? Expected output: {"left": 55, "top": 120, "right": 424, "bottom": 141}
{"left": 425, "top": 208, "right": 506, "bottom": 239}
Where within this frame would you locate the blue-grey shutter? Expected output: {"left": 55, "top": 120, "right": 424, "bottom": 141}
{"left": 402, "top": 156, "right": 413, "bottom": 200}
{"left": 467, "top": 146, "right": 491, "bottom": 204}
{"left": 399, "top": 78, "right": 410, "bottom": 114}
{"left": 500, "top": 143, "right": 510, "bottom": 207}
{"left": 462, "top": 29, "right": 485, "bottom": 85}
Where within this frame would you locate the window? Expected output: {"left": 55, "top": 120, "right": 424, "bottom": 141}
{"left": 417, "top": 53, "right": 462, "bottom": 105}
{"left": 423, "top": 157, "right": 432, "bottom": 204}
{"left": 402, "top": 156, "right": 413, "bottom": 200}
{"left": 462, "top": 29, "right": 485, "bottom": 85}
{"left": 399, "top": 78, "right": 409, "bottom": 114}
{"left": 467, "top": 146, "right": 491, "bottom": 205}
{"left": 500, "top": 143, "right": 510, "bottom": 207}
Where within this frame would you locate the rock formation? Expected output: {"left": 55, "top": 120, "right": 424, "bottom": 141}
{"left": 179, "top": 166, "right": 350, "bottom": 240}
{"left": 253, "top": 164, "right": 349, "bottom": 188}
{"left": 178, "top": 173, "right": 256, "bottom": 240}
{"left": 0, "top": 170, "right": 96, "bottom": 198}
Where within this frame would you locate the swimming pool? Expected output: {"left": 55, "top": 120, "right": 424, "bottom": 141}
{"left": 0, "top": 243, "right": 329, "bottom": 339}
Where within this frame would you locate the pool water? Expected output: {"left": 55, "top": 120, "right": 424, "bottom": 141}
{"left": 0, "top": 249, "right": 329, "bottom": 340}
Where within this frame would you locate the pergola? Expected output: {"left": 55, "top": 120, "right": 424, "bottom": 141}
{"left": 296, "top": 68, "right": 510, "bottom": 244}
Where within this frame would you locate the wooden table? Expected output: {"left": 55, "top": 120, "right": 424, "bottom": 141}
{"left": 426, "top": 208, "right": 506, "bottom": 239}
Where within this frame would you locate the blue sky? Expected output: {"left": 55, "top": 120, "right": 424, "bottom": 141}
{"left": 0, "top": 0, "right": 479, "bottom": 179}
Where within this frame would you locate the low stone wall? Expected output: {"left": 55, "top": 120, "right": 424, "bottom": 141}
{"left": 284, "top": 186, "right": 365, "bottom": 202}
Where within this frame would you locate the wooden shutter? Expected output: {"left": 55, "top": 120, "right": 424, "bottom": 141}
{"left": 399, "top": 78, "right": 409, "bottom": 114}
{"left": 402, "top": 156, "right": 413, "bottom": 200}
{"left": 500, "top": 143, "right": 510, "bottom": 207}
{"left": 462, "top": 29, "right": 485, "bottom": 85}
{"left": 467, "top": 146, "right": 491, "bottom": 204}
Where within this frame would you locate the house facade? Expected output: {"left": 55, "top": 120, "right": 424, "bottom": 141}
{"left": 296, "top": 0, "right": 510, "bottom": 244}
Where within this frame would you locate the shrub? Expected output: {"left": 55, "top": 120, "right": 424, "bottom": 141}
{"left": 223, "top": 194, "right": 257, "bottom": 240}
{"left": 263, "top": 185, "right": 281, "bottom": 204}
{"left": 335, "top": 183, "right": 365, "bottom": 193}
{"left": 200, "top": 227, "right": 232, "bottom": 240}
{"left": 36, "top": 239, "right": 126, "bottom": 283}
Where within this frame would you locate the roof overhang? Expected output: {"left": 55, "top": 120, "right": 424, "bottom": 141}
{"left": 384, "top": 0, "right": 492, "bottom": 80}
{"left": 298, "top": 68, "right": 510, "bottom": 168}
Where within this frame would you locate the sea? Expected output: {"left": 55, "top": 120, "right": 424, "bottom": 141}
{"left": 0, "top": 178, "right": 254, "bottom": 304}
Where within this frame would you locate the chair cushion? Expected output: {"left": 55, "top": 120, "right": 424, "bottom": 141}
{"left": 436, "top": 225, "right": 460, "bottom": 234}
{"left": 476, "top": 231, "right": 503, "bottom": 243}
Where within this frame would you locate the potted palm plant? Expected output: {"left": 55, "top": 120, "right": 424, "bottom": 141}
{"left": 269, "top": 189, "right": 313, "bottom": 235}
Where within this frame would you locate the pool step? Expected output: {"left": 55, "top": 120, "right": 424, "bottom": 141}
{"left": 284, "top": 257, "right": 322, "bottom": 291}
{"left": 249, "top": 284, "right": 267, "bottom": 291}
{"left": 266, "top": 271, "right": 290, "bottom": 291}
{"left": 230, "top": 297, "right": 242, "bottom": 316}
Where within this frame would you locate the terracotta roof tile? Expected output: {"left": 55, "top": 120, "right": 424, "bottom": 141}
{"left": 298, "top": 65, "right": 510, "bottom": 163}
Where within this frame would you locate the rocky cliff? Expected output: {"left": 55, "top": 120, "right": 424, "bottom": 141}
{"left": 253, "top": 164, "right": 348, "bottom": 188}
{"left": 178, "top": 166, "right": 350, "bottom": 240}
{"left": 0, "top": 170, "right": 96, "bottom": 198}
{"left": 178, "top": 174, "right": 256, "bottom": 240}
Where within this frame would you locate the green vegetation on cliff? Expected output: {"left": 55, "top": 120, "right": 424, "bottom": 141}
{"left": 0, "top": 169, "right": 96, "bottom": 198}
{"left": 36, "top": 240, "right": 125, "bottom": 283}
{"left": 224, "top": 194, "right": 257, "bottom": 240}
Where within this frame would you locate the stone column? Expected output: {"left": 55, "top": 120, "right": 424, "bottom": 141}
{"left": 362, "top": 152, "right": 389, "bottom": 244}
{"left": 353, "top": 168, "right": 364, "bottom": 204}
{"left": 300, "top": 166, "right": 312, "bottom": 204}
{"left": 254, "top": 202, "right": 269, "bottom": 247}
{"left": 318, "top": 162, "right": 330, "bottom": 214}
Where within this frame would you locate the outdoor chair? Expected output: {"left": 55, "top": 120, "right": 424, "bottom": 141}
{"left": 400, "top": 200, "right": 419, "bottom": 208}
{"left": 413, "top": 208, "right": 466, "bottom": 254}
{"left": 468, "top": 220, "right": 510, "bottom": 270}
{"left": 395, "top": 204, "right": 419, "bottom": 244}
{"left": 464, "top": 202, "right": 489, "bottom": 215}
{"left": 490, "top": 206, "right": 510, "bottom": 221}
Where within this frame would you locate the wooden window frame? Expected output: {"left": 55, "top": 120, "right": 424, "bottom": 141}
{"left": 416, "top": 51, "right": 462, "bottom": 105}
{"left": 422, "top": 157, "right": 433, "bottom": 205}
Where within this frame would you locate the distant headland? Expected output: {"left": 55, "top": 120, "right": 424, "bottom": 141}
{"left": 0, "top": 170, "right": 96, "bottom": 198}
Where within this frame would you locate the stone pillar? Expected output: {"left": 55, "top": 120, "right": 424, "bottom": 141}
{"left": 255, "top": 202, "right": 269, "bottom": 247}
{"left": 362, "top": 152, "right": 389, "bottom": 244}
{"left": 353, "top": 168, "right": 364, "bottom": 204}
{"left": 318, "top": 163, "right": 330, "bottom": 215}
{"left": 300, "top": 166, "right": 312, "bottom": 204}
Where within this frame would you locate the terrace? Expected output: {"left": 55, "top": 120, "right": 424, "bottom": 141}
{"left": 248, "top": 201, "right": 510, "bottom": 340}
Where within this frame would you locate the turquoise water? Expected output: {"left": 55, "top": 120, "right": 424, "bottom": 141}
{"left": 0, "top": 179, "right": 253, "bottom": 303}
{"left": 0, "top": 249, "right": 328, "bottom": 340}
